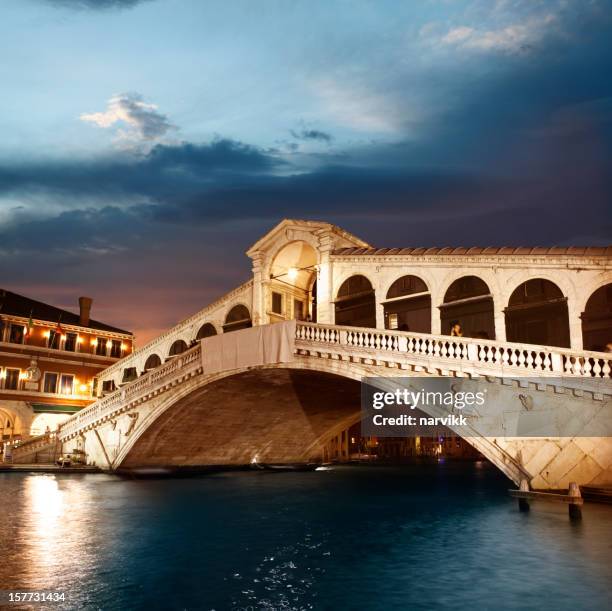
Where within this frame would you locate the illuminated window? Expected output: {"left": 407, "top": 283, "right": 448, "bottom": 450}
{"left": 110, "top": 340, "right": 122, "bottom": 358}
{"left": 64, "top": 332, "right": 77, "bottom": 352}
{"left": 9, "top": 324, "right": 25, "bottom": 344}
{"left": 43, "top": 372, "right": 59, "bottom": 394}
{"left": 95, "top": 337, "right": 107, "bottom": 356}
{"left": 4, "top": 368, "right": 20, "bottom": 390}
{"left": 48, "top": 330, "right": 61, "bottom": 350}
{"left": 59, "top": 374, "right": 74, "bottom": 395}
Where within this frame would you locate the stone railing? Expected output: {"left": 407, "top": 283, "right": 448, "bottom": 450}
{"left": 58, "top": 322, "right": 611, "bottom": 441}
{"left": 59, "top": 344, "right": 203, "bottom": 440}
{"left": 295, "top": 323, "right": 612, "bottom": 378}
{"left": 97, "top": 279, "right": 253, "bottom": 384}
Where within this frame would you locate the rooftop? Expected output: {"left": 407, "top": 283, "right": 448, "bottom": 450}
{"left": 332, "top": 246, "right": 612, "bottom": 256}
{"left": 0, "top": 289, "right": 132, "bottom": 335}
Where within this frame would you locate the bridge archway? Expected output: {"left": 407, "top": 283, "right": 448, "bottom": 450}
{"left": 383, "top": 275, "right": 431, "bottom": 332}
{"left": 196, "top": 323, "right": 217, "bottom": 340}
{"left": 168, "top": 339, "right": 188, "bottom": 358}
{"left": 335, "top": 275, "right": 376, "bottom": 328}
{"left": 440, "top": 276, "right": 494, "bottom": 339}
{"left": 505, "top": 279, "right": 570, "bottom": 348}
{"left": 223, "top": 305, "right": 252, "bottom": 333}
{"left": 0, "top": 407, "right": 19, "bottom": 441}
{"left": 109, "top": 362, "right": 526, "bottom": 484}
{"left": 143, "top": 353, "right": 162, "bottom": 371}
{"left": 269, "top": 241, "right": 318, "bottom": 322}
{"left": 581, "top": 283, "right": 612, "bottom": 352}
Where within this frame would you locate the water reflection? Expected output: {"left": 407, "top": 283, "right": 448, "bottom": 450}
{"left": 0, "top": 465, "right": 610, "bottom": 610}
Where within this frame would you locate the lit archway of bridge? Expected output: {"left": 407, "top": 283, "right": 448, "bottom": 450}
{"left": 335, "top": 275, "right": 376, "bottom": 328}
{"left": 269, "top": 241, "right": 318, "bottom": 322}
{"left": 384, "top": 275, "right": 431, "bottom": 333}
{"left": 441, "top": 276, "right": 494, "bottom": 339}
{"left": 505, "top": 279, "right": 570, "bottom": 348}
{"left": 117, "top": 368, "right": 488, "bottom": 475}
{"left": 223, "top": 305, "right": 252, "bottom": 333}
{"left": 143, "top": 353, "right": 162, "bottom": 372}
{"left": 196, "top": 323, "right": 217, "bottom": 340}
{"left": 581, "top": 283, "right": 612, "bottom": 352}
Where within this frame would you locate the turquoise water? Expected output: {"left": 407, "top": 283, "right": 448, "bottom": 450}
{"left": 0, "top": 463, "right": 610, "bottom": 610}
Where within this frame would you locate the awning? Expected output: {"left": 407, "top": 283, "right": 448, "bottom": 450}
{"left": 30, "top": 403, "right": 83, "bottom": 414}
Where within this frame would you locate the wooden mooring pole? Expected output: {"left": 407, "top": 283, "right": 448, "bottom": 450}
{"left": 509, "top": 480, "right": 583, "bottom": 521}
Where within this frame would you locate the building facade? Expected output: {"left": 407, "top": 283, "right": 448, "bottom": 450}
{"left": 0, "top": 290, "right": 133, "bottom": 442}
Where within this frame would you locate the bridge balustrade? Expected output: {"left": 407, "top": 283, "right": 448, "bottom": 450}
{"left": 58, "top": 323, "right": 611, "bottom": 441}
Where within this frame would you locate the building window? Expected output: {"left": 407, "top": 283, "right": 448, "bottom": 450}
{"left": 47, "top": 329, "right": 61, "bottom": 350}
{"left": 59, "top": 374, "right": 74, "bottom": 395}
{"left": 4, "top": 368, "right": 20, "bottom": 390}
{"left": 101, "top": 380, "right": 116, "bottom": 394}
{"left": 9, "top": 324, "right": 25, "bottom": 344}
{"left": 95, "top": 338, "right": 107, "bottom": 356}
{"left": 110, "top": 340, "right": 122, "bottom": 358}
{"left": 43, "top": 372, "right": 59, "bottom": 394}
{"left": 64, "top": 332, "right": 77, "bottom": 352}
{"left": 272, "top": 292, "right": 283, "bottom": 315}
{"left": 294, "top": 299, "right": 305, "bottom": 320}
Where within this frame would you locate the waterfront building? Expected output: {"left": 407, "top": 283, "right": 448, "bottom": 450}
{"left": 0, "top": 289, "right": 133, "bottom": 442}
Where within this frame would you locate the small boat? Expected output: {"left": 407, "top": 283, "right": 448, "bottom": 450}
{"left": 251, "top": 462, "right": 319, "bottom": 472}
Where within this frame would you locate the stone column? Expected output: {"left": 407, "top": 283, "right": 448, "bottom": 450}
{"left": 430, "top": 286, "right": 443, "bottom": 335}
{"left": 567, "top": 297, "right": 583, "bottom": 350}
{"left": 316, "top": 236, "right": 334, "bottom": 324}
{"left": 494, "top": 308, "right": 506, "bottom": 342}
{"left": 250, "top": 252, "right": 265, "bottom": 326}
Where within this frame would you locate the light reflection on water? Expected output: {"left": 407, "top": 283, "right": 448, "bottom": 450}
{"left": 0, "top": 463, "right": 611, "bottom": 610}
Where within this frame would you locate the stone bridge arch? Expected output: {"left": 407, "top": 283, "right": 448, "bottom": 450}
{"left": 106, "top": 360, "right": 528, "bottom": 485}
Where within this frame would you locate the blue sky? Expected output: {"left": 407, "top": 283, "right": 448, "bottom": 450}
{"left": 1, "top": 0, "right": 611, "bottom": 342}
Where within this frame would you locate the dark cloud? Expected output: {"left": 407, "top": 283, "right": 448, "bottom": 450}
{"left": 290, "top": 129, "right": 333, "bottom": 144}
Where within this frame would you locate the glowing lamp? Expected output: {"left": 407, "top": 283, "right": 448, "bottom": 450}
{"left": 61, "top": 334, "right": 67, "bottom": 341}
{"left": 43, "top": 330, "right": 50, "bottom": 338}
{"left": 19, "top": 372, "right": 28, "bottom": 380}
{"left": 106, "top": 340, "right": 112, "bottom": 348}
{"left": 121, "top": 343, "right": 127, "bottom": 351}
{"left": 79, "top": 384, "right": 88, "bottom": 393}
{"left": 77, "top": 336, "right": 83, "bottom": 344}
{"left": 0, "top": 370, "right": 6, "bottom": 379}
{"left": 287, "top": 267, "right": 298, "bottom": 281}
{"left": 91, "top": 339, "right": 98, "bottom": 346}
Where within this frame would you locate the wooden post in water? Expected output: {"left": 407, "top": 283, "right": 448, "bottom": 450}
{"left": 518, "top": 479, "right": 530, "bottom": 512}
{"left": 568, "top": 482, "right": 582, "bottom": 521}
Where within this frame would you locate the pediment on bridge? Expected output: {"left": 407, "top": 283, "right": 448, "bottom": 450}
{"left": 246, "top": 218, "right": 372, "bottom": 260}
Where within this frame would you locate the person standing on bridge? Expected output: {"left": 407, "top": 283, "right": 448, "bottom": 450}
{"left": 450, "top": 321, "right": 463, "bottom": 337}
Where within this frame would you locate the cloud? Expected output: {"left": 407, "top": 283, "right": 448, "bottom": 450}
{"left": 439, "top": 14, "right": 558, "bottom": 54}
{"left": 290, "top": 129, "right": 333, "bottom": 144}
{"left": 80, "top": 93, "right": 176, "bottom": 145}
{"left": 36, "top": 0, "right": 150, "bottom": 9}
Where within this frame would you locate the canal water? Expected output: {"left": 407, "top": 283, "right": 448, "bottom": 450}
{"left": 0, "top": 462, "right": 610, "bottom": 610}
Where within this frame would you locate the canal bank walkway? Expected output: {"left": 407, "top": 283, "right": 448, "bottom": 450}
{"left": 0, "top": 463, "right": 101, "bottom": 473}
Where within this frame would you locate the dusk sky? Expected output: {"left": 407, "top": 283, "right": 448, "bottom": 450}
{"left": 1, "top": 0, "right": 611, "bottom": 344}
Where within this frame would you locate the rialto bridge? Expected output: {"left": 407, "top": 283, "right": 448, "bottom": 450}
{"left": 50, "top": 220, "right": 612, "bottom": 489}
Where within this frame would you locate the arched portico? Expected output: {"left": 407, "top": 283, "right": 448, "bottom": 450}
{"left": 505, "top": 279, "right": 570, "bottom": 348}
{"left": 223, "top": 304, "right": 252, "bottom": 333}
{"left": 196, "top": 323, "right": 217, "bottom": 340}
{"left": 440, "top": 276, "right": 495, "bottom": 339}
{"left": 267, "top": 240, "right": 318, "bottom": 323}
{"left": 335, "top": 275, "right": 376, "bottom": 328}
{"left": 383, "top": 275, "right": 431, "bottom": 332}
{"left": 581, "top": 283, "right": 612, "bottom": 352}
